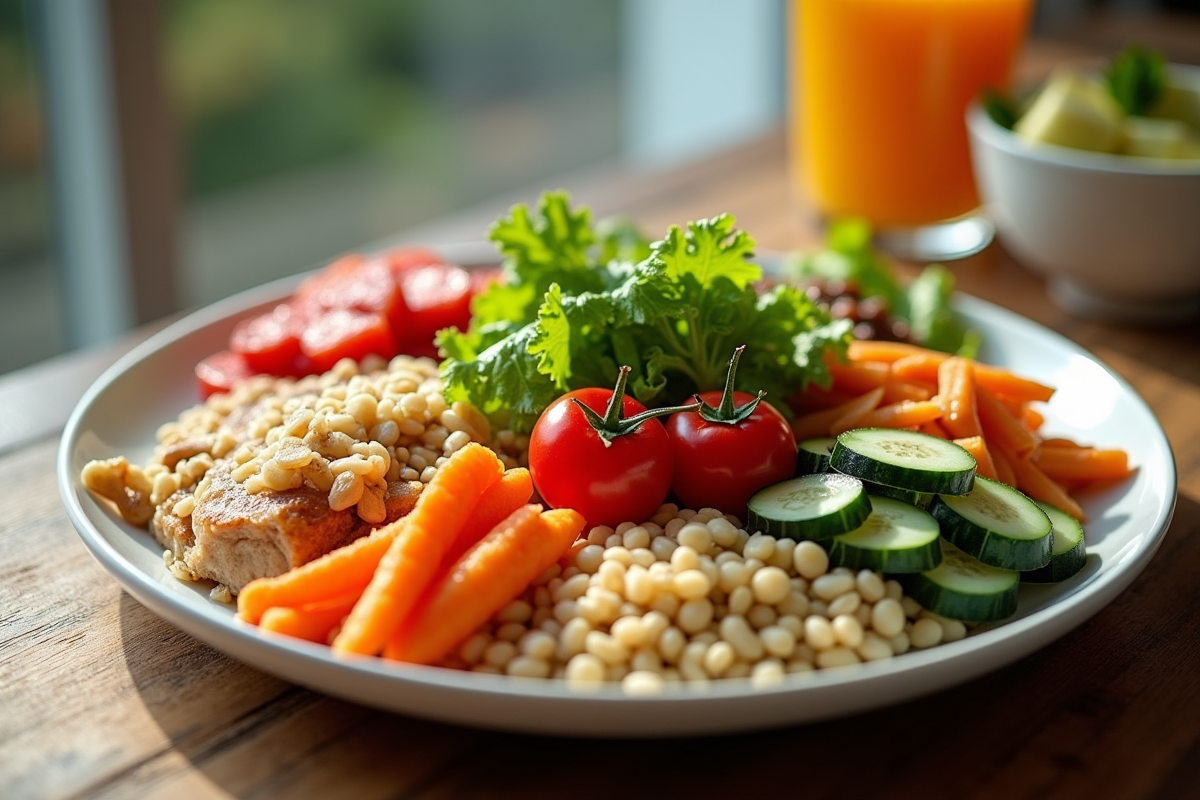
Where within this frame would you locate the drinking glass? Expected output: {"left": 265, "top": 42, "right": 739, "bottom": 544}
{"left": 791, "top": 0, "right": 1034, "bottom": 261}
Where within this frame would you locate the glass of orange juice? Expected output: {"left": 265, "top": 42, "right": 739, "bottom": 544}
{"left": 791, "top": 0, "right": 1033, "bottom": 261}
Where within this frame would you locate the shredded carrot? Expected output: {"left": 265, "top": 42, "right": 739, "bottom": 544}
{"left": 238, "top": 529, "right": 395, "bottom": 625}
{"left": 846, "top": 340, "right": 929, "bottom": 363}
{"left": 953, "top": 436, "right": 1000, "bottom": 481}
{"left": 332, "top": 442, "right": 504, "bottom": 656}
{"left": 1009, "top": 453, "right": 1087, "bottom": 522}
{"left": 991, "top": 446, "right": 1018, "bottom": 488}
{"left": 889, "top": 352, "right": 945, "bottom": 384}
{"left": 828, "top": 358, "right": 890, "bottom": 394}
{"left": 441, "top": 467, "right": 534, "bottom": 569}
{"left": 920, "top": 420, "right": 951, "bottom": 440}
{"left": 976, "top": 386, "right": 1039, "bottom": 458}
{"left": 384, "top": 505, "right": 586, "bottom": 665}
{"left": 791, "top": 387, "right": 885, "bottom": 440}
{"left": 881, "top": 379, "right": 936, "bottom": 404}
{"left": 846, "top": 400, "right": 943, "bottom": 432}
{"left": 936, "top": 357, "right": 982, "bottom": 439}
{"left": 260, "top": 591, "right": 360, "bottom": 643}
{"left": 1033, "top": 446, "right": 1133, "bottom": 483}
{"left": 789, "top": 384, "right": 862, "bottom": 413}
{"left": 1041, "top": 437, "right": 1087, "bottom": 449}
{"left": 857, "top": 344, "right": 1055, "bottom": 404}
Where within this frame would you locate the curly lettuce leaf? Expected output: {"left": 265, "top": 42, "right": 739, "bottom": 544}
{"left": 440, "top": 195, "right": 850, "bottom": 431}
{"left": 651, "top": 215, "right": 760, "bottom": 290}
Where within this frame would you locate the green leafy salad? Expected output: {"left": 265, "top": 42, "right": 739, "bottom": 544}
{"left": 437, "top": 192, "right": 853, "bottom": 432}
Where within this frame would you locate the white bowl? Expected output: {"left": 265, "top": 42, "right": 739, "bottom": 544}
{"left": 966, "top": 70, "right": 1200, "bottom": 324}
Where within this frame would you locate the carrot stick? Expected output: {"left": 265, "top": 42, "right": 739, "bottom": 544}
{"left": 976, "top": 386, "right": 1039, "bottom": 459}
{"left": 973, "top": 364, "right": 1055, "bottom": 404}
{"left": 384, "top": 505, "right": 585, "bottom": 665}
{"left": 260, "top": 591, "right": 360, "bottom": 643}
{"left": 889, "top": 353, "right": 944, "bottom": 385}
{"left": 952, "top": 436, "right": 1000, "bottom": 481}
{"left": 845, "top": 400, "right": 943, "bottom": 432}
{"left": 828, "top": 359, "right": 890, "bottom": 394}
{"left": 792, "top": 383, "right": 888, "bottom": 441}
{"left": 790, "top": 384, "right": 862, "bottom": 413}
{"left": 876, "top": 348, "right": 1056, "bottom": 404}
{"left": 920, "top": 420, "right": 951, "bottom": 440}
{"left": 936, "top": 357, "right": 982, "bottom": 439}
{"left": 1040, "top": 437, "right": 1087, "bottom": 449}
{"left": 991, "top": 446, "right": 1018, "bottom": 488}
{"left": 238, "top": 528, "right": 396, "bottom": 625}
{"left": 847, "top": 340, "right": 929, "bottom": 363}
{"left": 1033, "top": 446, "right": 1133, "bottom": 482}
{"left": 1009, "top": 454, "right": 1087, "bottom": 522}
{"left": 882, "top": 379, "right": 936, "bottom": 404}
{"left": 332, "top": 442, "right": 504, "bottom": 656}
{"left": 1021, "top": 406, "right": 1045, "bottom": 433}
{"left": 441, "top": 467, "right": 534, "bottom": 569}
{"left": 791, "top": 387, "right": 885, "bottom": 440}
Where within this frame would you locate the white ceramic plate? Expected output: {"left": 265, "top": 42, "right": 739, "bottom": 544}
{"left": 58, "top": 246, "right": 1177, "bottom": 737}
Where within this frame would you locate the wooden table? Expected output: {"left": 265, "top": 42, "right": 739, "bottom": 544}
{"left": 5, "top": 34, "right": 1200, "bottom": 800}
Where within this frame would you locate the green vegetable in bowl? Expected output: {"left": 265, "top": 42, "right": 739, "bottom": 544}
{"left": 998, "top": 44, "right": 1200, "bottom": 160}
{"left": 1106, "top": 45, "right": 1167, "bottom": 117}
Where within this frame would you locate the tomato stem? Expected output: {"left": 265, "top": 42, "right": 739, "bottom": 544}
{"left": 573, "top": 365, "right": 702, "bottom": 447}
{"left": 697, "top": 345, "right": 766, "bottom": 425}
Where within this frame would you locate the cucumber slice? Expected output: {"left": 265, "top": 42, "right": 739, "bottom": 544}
{"left": 930, "top": 476, "right": 1053, "bottom": 571}
{"left": 831, "top": 428, "right": 976, "bottom": 496}
{"left": 901, "top": 540, "right": 1019, "bottom": 622}
{"left": 860, "top": 478, "right": 934, "bottom": 509}
{"left": 828, "top": 497, "right": 943, "bottom": 574}
{"left": 796, "top": 437, "right": 836, "bottom": 475}
{"left": 746, "top": 473, "right": 872, "bottom": 541}
{"left": 1022, "top": 502, "right": 1087, "bottom": 583}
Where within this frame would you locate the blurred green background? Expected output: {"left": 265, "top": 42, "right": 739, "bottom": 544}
{"left": 0, "top": 0, "right": 622, "bottom": 372}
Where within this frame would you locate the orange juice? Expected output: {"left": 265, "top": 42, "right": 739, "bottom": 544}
{"left": 793, "top": 0, "right": 1032, "bottom": 226}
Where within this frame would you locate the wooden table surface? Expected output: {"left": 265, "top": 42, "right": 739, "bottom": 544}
{"left": 5, "top": 29, "right": 1200, "bottom": 800}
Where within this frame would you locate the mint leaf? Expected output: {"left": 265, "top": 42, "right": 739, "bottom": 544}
{"left": 651, "top": 214, "right": 760, "bottom": 290}
{"left": 1107, "top": 46, "right": 1166, "bottom": 116}
{"left": 982, "top": 88, "right": 1020, "bottom": 130}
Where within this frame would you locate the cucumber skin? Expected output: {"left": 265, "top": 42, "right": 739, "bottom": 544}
{"left": 930, "top": 495, "right": 1053, "bottom": 572}
{"left": 1021, "top": 539, "right": 1087, "bottom": 583}
{"left": 795, "top": 450, "right": 831, "bottom": 476}
{"left": 746, "top": 503, "right": 869, "bottom": 541}
{"left": 828, "top": 535, "right": 943, "bottom": 574}
{"left": 861, "top": 479, "right": 934, "bottom": 509}
{"left": 831, "top": 437, "right": 976, "bottom": 496}
{"left": 795, "top": 438, "right": 836, "bottom": 476}
{"left": 900, "top": 572, "right": 1019, "bottom": 622}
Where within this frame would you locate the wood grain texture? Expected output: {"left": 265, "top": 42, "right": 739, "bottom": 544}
{"left": 4, "top": 23, "right": 1200, "bottom": 800}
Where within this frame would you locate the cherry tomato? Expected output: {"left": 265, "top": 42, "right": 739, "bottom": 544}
{"left": 195, "top": 349, "right": 255, "bottom": 399}
{"left": 666, "top": 347, "right": 798, "bottom": 517}
{"left": 529, "top": 368, "right": 688, "bottom": 528}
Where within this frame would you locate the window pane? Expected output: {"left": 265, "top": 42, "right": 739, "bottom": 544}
{"left": 166, "top": 0, "right": 622, "bottom": 308}
{"left": 0, "top": 1, "right": 61, "bottom": 375}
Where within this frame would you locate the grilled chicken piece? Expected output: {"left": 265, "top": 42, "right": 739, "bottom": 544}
{"left": 152, "top": 462, "right": 421, "bottom": 592}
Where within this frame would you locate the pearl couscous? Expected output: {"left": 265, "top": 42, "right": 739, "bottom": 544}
{"left": 440, "top": 503, "right": 967, "bottom": 694}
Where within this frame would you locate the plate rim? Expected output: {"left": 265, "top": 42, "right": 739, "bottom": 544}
{"left": 56, "top": 249, "right": 1178, "bottom": 736}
